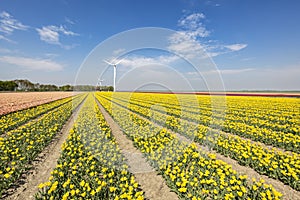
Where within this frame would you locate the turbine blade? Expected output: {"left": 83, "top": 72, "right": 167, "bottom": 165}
{"left": 114, "top": 59, "right": 122, "bottom": 65}
{"left": 103, "top": 59, "right": 114, "bottom": 65}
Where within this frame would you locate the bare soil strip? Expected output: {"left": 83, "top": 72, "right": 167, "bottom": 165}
{"left": 96, "top": 98, "right": 178, "bottom": 200}
{"left": 107, "top": 100, "right": 300, "bottom": 200}
{"left": 4, "top": 98, "right": 86, "bottom": 200}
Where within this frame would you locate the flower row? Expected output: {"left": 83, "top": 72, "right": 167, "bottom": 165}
{"left": 0, "top": 94, "right": 86, "bottom": 197}
{"left": 109, "top": 93, "right": 300, "bottom": 152}
{"left": 36, "top": 93, "right": 144, "bottom": 200}
{"left": 122, "top": 92, "right": 299, "bottom": 134}
{"left": 101, "top": 92, "right": 300, "bottom": 191}
{"left": 96, "top": 93, "right": 282, "bottom": 199}
{"left": 0, "top": 95, "right": 80, "bottom": 135}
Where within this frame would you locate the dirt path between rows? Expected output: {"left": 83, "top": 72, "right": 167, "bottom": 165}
{"left": 104, "top": 98, "right": 300, "bottom": 200}
{"left": 4, "top": 99, "right": 85, "bottom": 200}
{"left": 96, "top": 98, "right": 178, "bottom": 200}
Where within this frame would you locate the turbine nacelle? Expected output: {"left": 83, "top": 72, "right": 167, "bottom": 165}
{"left": 103, "top": 59, "right": 122, "bottom": 66}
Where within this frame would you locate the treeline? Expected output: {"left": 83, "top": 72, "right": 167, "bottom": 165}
{"left": 0, "top": 79, "right": 113, "bottom": 92}
{"left": 0, "top": 81, "right": 18, "bottom": 91}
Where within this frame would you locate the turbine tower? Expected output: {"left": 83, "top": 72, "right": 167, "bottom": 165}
{"left": 97, "top": 78, "right": 104, "bottom": 91}
{"left": 103, "top": 59, "right": 121, "bottom": 92}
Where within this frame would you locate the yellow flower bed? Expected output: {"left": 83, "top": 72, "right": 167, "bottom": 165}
{"left": 97, "top": 92, "right": 300, "bottom": 191}
{"left": 96, "top": 93, "right": 282, "bottom": 199}
{"left": 35, "top": 94, "right": 144, "bottom": 200}
{"left": 0, "top": 94, "right": 86, "bottom": 196}
{"left": 106, "top": 92, "right": 300, "bottom": 153}
{"left": 0, "top": 95, "right": 80, "bottom": 134}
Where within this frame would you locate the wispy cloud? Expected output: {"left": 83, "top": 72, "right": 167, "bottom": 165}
{"left": 0, "top": 55, "right": 64, "bottom": 71}
{"left": 225, "top": 44, "right": 248, "bottom": 51}
{"left": 113, "top": 48, "right": 126, "bottom": 55}
{"left": 219, "top": 68, "right": 254, "bottom": 74}
{"left": 0, "top": 47, "right": 13, "bottom": 53}
{"left": 186, "top": 68, "right": 254, "bottom": 76}
{"left": 166, "top": 13, "right": 211, "bottom": 59}
{"left": 36, "top": 25, "right": 79, "bottom": 48}
{"left": 167, "top": 12, "right": 248, "bottom": 59}
{"left": 0, "top": 34, "right": 16, "bottom": 43}
{"left": 36, "top": 26, "right": 60, "bottom": 44}
{"left": 178, "top": 13, "right": 210, "bottom": 38}
{"left": 205, "top": 1, "right": 221, "bottom": 7}
{"left": 0, "top": 11, "right": 29, "bottom": 35}
{"left": 107, "top": 55, "right": 178, "bottom": 69}
{"left": 167, "top": 32, "right": 205, "bottom": 59}
{"left": 65, "top": 17, "right": 75, "bottom": 25}
{"left": 44, "top": 53, "right": 59, "bottom": 58}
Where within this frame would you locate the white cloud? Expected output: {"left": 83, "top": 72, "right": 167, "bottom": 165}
{"left": 168, "top": 13, "right": 213, "bottom": 59}
{"left": 116, "top": 63, "right": 198, "bottom": 91}
{"left": 167, "top": 12, "right": 248, "bottom": 59}
{"left": 0, "top": 34, "right": 15, "bottom": 43}
{"left": 44, "top": 53, "right": 59, "bottom": 58}
{"left": 178, "top": 13, "right": 210, "bottom": 38}
{"left": 167, "top": 32, "right": 205, "bottom": 59}
{"left": 0, "top": 11, "right": 28, "bottom": 34}
{"left": 0, "top": 55, "right": 64, "bottom": 71}
{"left": 65, "top": 17, "right": 75, "bottom": 25}
{"left": 205, "top": 1, "right": 221, "bottom": 7}
{"left": 186, "top": 68, "right": 254, "bottom": 77}
{"left": 116, "top": 55, "right": 178, "bottom": 68}
{"left": 225, "top": 44, "right": 248, "bottom": 51}
{"left": 113, "top": 48, "right": 126, "bottom": 55}
{"left": 0, "top": 47, "right": 12, "bottom": 53}
{"left": 178, "top": 13, "right": 205, "bottom": 29}
{"left": 36, "top": 26, "right": 60, "bottom": 44}
{"left": 36, "top": 25, "right": 78, "bottom": 46}
{"left": 57, "top": 25, "right": 78, "bottom": 36}
{"left": 219, "top": 68, "right": 254, "bottom": 74}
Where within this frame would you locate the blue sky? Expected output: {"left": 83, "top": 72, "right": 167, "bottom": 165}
{"left": 0, "top": 0, "right": 299, "bottom": 90}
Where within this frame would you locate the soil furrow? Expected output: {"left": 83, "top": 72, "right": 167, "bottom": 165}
{"left": 4, "top": 98, "right": 86, "bottom": 200}
{"left": 95, "top": 97, "right": 178, "bottom": 200}
{"left": 103, "top": 97, "right": 300, "bottom": 200}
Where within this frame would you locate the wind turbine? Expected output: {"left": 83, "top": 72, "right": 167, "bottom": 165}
{"left": 98, "top": 79, "right": 104, "bottom": 87}
{"left": 103, "top": 59, "right": 122, "bottom": 92}
{"left": 97, "top": 78, "right": 104, "bottom": 91}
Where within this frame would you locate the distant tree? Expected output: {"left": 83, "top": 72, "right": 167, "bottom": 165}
{"left": 39, "top": 84, "right": 58, "bottom": 91}
{"left": 59, "top": 85, "right": 73, "bottom": 91}
{"left": 0, "top": 81, "right": 18, "bottom": 91}
{"left": 1, "top": 79, "right": 113, "bottom": 92}
{"left": 107, "top": 86, "right": 114, "bottom": 91}
{"left": 34, "top": 83, "right": 40, "bottom": 91}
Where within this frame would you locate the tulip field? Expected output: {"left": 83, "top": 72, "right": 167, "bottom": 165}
{"left": 0, "top": 92, "right": 75, "bottom": 115}
{"left": 0, "top": 92, "right": 299, "bottom": 199}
